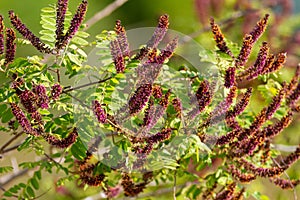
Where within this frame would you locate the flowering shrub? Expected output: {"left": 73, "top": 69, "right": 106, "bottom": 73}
{"left": 0, "top": 0, "right": 299, "bottom": 199}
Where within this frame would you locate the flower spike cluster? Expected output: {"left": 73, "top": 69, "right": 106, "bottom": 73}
{"left": 56, "top": 0, "right": 88, "bottom": 50}
{"left": 55, "top": 0, "right": 69, "bottom": 42}
{"left": 4, "top": 28, "right": 16, "bottom": 66}
{"left": 0, "top": 15, "right": 4, "bottom": 55}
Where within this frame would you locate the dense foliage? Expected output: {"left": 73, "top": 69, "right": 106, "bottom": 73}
{"left": 0, "top": 0, "right": 300, "bottom": 199}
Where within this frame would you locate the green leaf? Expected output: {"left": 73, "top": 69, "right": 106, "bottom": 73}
{"left": 71, "top": 36, "right": 89, "bottom": 46}
{"left": 26, "top": 186, "right": 35, "bottom": 198}
{"left": 76, "top": 31, "right": 90, "bottom": 38}
{"left": 0, "top": 104, "right": 7, "bottom": 114}
{"left": 41, "top": 35, "right": 55, "bottom": 42}
{"left": 41, "top": 7, "right": 55, "bottom": 13}
{"left": 30, "top": 178, "right": 39, "bottom": 190}
{"left": 0, "top": 166, "right": 13, "bottom": 174}
{"left": 17, "top": 136, "right": 34, "bottom": 151}
{"left": 1, "top": 108, "right": 14, "bottom": 123}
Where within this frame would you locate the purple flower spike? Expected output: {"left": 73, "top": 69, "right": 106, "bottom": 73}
{"left": 10, "top": 103, "right": 38, "bottom": 136}
{"left": 249, "top": 14, "right": 269, "bottom": 43}
{"left": 57, "top": 0, "right": 88, "bottom": 49}
{"left": 0, "top": 15, "right": 4, "bottom": 55}
{"left": 224, "top": 67, "right": 236, "bottom": 88}
{"left": 55, "top": 0, "right": 69, "bottom": 43}
{"left": 148, "top": 128, "right": 172, "bottom": 144}
{"left": 271, "top": 177, "right": 300, "bottom": 190}
{"left": 152, "top": 85, "right": 163, "bottom": 99}
{"left": 51, "top": 83, "right": 62, "bottom": 100}
{"left": 146, "top": 14, "right": 169, "bottom": 49}
{"left": 172, "top": 97, "right": 182, "bottom": 118}
{"left": 33, "top": 84, "right": 49, "bottom": 109}
{"left": 110, "top": 39, "right": 125, "bottom": 73}
{"left": 115, "top": 20, "right": 130, "bottom": 57}
{"left": 210, "top": 18, "right": 234, "bottom": 58}
{"left": 263, "top": 52, "right": 287, "bottom": 74}
{"left": 92, "top": 100, "right": 107, "bottom": 123}
{"left": 235, "top": 34, "right": 254, "bottom": 67}
{"left": 9, "top": 10, "right": 53, "bottom": 54}
{"left": 4, "top": 28, "right": 16, "bottom": 66}
{"left": 154, "top": 37, "right": 178, "bottom": 64}
{"left": 128, "top": 84, "right": 152, "bottom": 115}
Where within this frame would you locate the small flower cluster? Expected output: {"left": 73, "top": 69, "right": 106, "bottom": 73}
{"left": 8, "top": 0, "right": 87, "bottom": 54}
{"left": 128, "top": 84, "right": 152, "bottom": 115}
{"left": 51, "top": 83, "right": 62, "bottom": 100}
{"left": 92, "top": 100, "right": 107, "bottom": 123}
{"left": 33, "top": 84, "right": 50, "bottom": 109}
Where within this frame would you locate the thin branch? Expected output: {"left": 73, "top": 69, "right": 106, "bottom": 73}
{"left": 1, "top": 143, "right": 23, "bottom": 154}
{"left": 272, "top": 144, "right": 299, "bottom": 152}
{"left": 62, "top": 76, "right": 112, "bottom": 93}
{"left": 173, "top": 170, "right": 177, "bottom": 200}
{"left": 0, "top": 132, "right": 23, "bottom": 153}
{"left": 84, "top": 0, "right": 129, "bottom": 31}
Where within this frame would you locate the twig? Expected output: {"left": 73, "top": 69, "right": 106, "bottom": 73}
{"left": 272, "top": 144, "right": 299, "bottom": 152}
{"left": 1, "top": 143, "right": 23, "bottom": 154}
{"left": 62, "top": 76, "right": 112, "bottom": 93}
{"left": 0, "top": 132, "right": 23, "bottom": 153}
{"left": 84, "top": 0, "right": 129, "bottom": 31}
{"left": 173, "top": 170, "right": 177, "bottom": 200}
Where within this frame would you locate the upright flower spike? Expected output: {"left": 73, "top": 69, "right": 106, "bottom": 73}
{"left": 56, "top": 0, "right": 88, "bottom": 50}
{"left": 263, "top": 111, "right": 293, "bottom": 138}
{"left": 238, "top": 42, "right": 269, "bottom": 80}
{"left": 55, "top": 0, "right": 69, "bottom": 44}
{"left": 128, "top": 84, "right": 152, "bottom": 115}
{"left": 0, "top": 15, "right": 4, "bottom": 55}
{"left": 154, "top": 37, "right": 178, "bottom": 64}
{"left": 228, "top": 165, "right": 256, "bottom": 183}
{"left": 235, "top": 34, "right": 254, "bottom": 67}
{"left": 8, "top": 11, "right": 53, "bottom": 54}
{"left": 265, "top": 85, "right": 286, "bottom": 120}
{"left": 4, "top": 28, "right": 16, "bottom": 66}
{"left": 92, "top": 100, "right": 107, "bottom": 123}
{"left": 210, "top": 18, "right": 234, "bottom": 58}
{"left": 286, "top": 64, "right": 300, "bottom": 96}
{"left": 115, "top": 20, "right": 130, "bottom": 57}
{"left": 147, "top": 14, "right": 169, "bottom": 49}
{"left": 110, "top": 39, "right": 125, "bottom": 73}
{"left": 249, "top": 14, "right": 269, "bottom": 43}
{"left": 172, "top": 97, "right": 182, "bottom": 118}
{"left": 279, "top": 145, "right": 300, "bottom": 168}
{"left": 147, "top": 128, "right": 172, "bottom": 144}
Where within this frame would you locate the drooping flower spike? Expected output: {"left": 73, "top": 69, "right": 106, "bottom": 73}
{"left": 9, "top": 10, "right": 53, "bottom": 54}
{"left": 92, "top": 100, "right": 107, "bottom": 123}
{"left": 44, "top": 127, "right": 78, "bottom": 148}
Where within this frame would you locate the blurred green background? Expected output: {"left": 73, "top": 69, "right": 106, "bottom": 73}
{"left": 1, "top": 0, "right": 300, "bottom": 199}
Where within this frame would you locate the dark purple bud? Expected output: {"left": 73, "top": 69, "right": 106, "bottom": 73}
{"left": 0, "top": 15, "right": 4, "bottom": 55}
{"left": 128, "top": 84, "right": 152, "bottom": 115}
{"left": 249, "top": 14, "right": 269, "bottom": 43}
{"left": 92, "top": 100, "right": 107, "bottom": 123}
{"left": 55, "top": 0, "right": 69, "bottom": 43}
{"left": 9, "top": 10, "right": 53, "bottom": 54}
{"left": 224, "top": 67, "right": 236, "bottom": 88}
{"left": 121, "top": 173, "right": 147, "bottom": 197}
{"left": 33, "top": 84, "right": 49, "bottom": 109}
{"left": 210, "top": 18, "right": 234, "bottom": 58}
{"left": 152, "top": 85, "right": 162, "bottom": 99}
{"left": 134, "top": 46, "right": 150, "bottom": 60}
{"left": 110, "top": 39, "right": 125, "bottom": 73}
{"left": 4, "top": 28, "right": 16, "bottom": 66}
{"left": 51, "top": 83, "right": 62, "bottom": 100}
{"left": 31, "top": 111, "right": 42, "bottom": 124}
{"left": 146, "top": 14, "right": 169, "bottom": 49}
{"left": 56, "top": 0, "right": 88, "bottom": 50}
{"left": 216, "top": 129, "right": 241, "bottom": 145}
{"left": 44, "top": 127, "right": 78, "bottom": 148}
{"left": 115, "top": 20, "right": 130, "bottom": 57}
